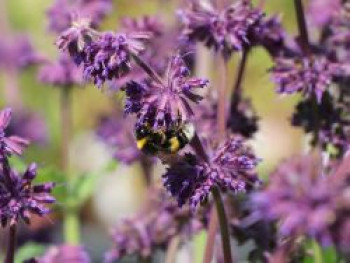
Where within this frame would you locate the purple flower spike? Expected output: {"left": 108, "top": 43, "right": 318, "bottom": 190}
{"left": 47, "top": 0, "right": 112, "bottom": 33}
{"left": 39, "top": 245, "right": 90, "bottom": 263}
{"left": 0, "top": 163, "right": 56, "bottom": 227}
{"left": 124, "top": 55, "right": 208, "bottom": 128}
{"left": 0, "top": 108, "right": 29, "bottom": 160}
{"left": 162, "top": 137, "right": 260, "bottom": 209}
{"left": 178, "top": 0, "right": 264, "bottom": 57}
{"left": 38, "top": 53, "right": 83, "bottom": 87}
{"left": 106, "top": 187, "right": 205, "bottom": 261}
{"left": 271, "top": 56, "right": 343, "bottom": 102}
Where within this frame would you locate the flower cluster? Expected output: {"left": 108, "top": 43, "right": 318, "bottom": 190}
{"left": 178, "top": 0, "right": 264, "bottom": 57}
{"left": 124, "top": 55, "right": 208, "bottom": 128}
{"left": 46, "top": 0, "right": 112, "bottom": 33}
{"left": 163, "top": 137, "right": 260, "bottom": 209}
{"left": 57, "top": 19, "right": 150, "bottom": 88}
{"left": 251, "top": 155, "right": 350, "bottom": 250}
{"left": 271, "top": 55, "right": 343, "bottom": 102}
{"left": 106, "top": 187, "right": 206, "bottom": 261}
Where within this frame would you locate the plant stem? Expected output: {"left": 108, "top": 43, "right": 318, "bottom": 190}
{"left": 212, "top": 188, "right": 233, "bottom": 263}
{"left": 5, "top": 225, "right": 17, "bottom": 263}
{"left": 63, "top": 210, "right": 80, "bottom": 245}
{"left": 294, "top": 0, "right": 310, "bottom": 54}
{"left": 203, "top": 206, "right": 219, "bottom": 263}
{"left": 140, "top": 156, "right": 153, "bottom": 187}
{"left": 217, "top": 56, "right": 228, "bottom": 139}
{"left": 131, "top": 53, "right": 164, "bottom": 85}
{"left": 165, "top": 235, "right": 180, "bottom": 263}
{"left": 312, "top": 240, "right": 323, "bottom": 263}
{"left": 230, "top": 49, "right": 249, "bottom": 113}
{"left": 60, "top": 85, "right": 80, "bottom": 244}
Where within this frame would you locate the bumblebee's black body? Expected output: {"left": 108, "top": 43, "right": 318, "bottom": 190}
{"left": 135, "top": 122, "right": 194, "bottom": 155}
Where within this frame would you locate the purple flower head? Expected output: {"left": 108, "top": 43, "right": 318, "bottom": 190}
{"left": 0, "top": 108, "right": 29, "bottom": 160}
{"left": 0, "top": 35, "right": 43, "bottom": 70}
{"left": 271, "top": 55, "right": 343, "bottom": 102}
{"left": 121, "top": 16, "right": 164, "bottom": 38}
{"left": 124, "top": 55, "right": 208, "bottom": 128}
{"left": 47, "top": 0, "right": 112, "bottom": 33}
{"left": 163, "top": 137, "right": 260, "bottom": 209}
{"left": 251, "top": 156, "right": 339, "bottom": 245}
{"left": 96, "top": 112, "right": 142, "bottom": 164}
{"left": 6, "top": 110, "right": 48, "bottom": 146}
{"left": 0, "top": 163, "right": 55, "bottom": 227}
{"left": 307, "top": 0, "right": 341, "bottom": 27}
{"left": 178, "top": 0, "right": 264, "bottom": 57}
{"left": 106, "top": 187, "right": 205, "bottom": 261}
{"left": 39, "top": 245, "right": 90, "bottom": 263}
{"left": 38, "top": 53, "right": 83, "bottom": 87}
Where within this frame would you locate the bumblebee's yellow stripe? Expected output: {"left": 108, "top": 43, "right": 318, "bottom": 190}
{"left": 137, "top": 138, "right": 148, "bottom": 150}
{"left": 169, "top": 137, "right": 180, "bottom": 153}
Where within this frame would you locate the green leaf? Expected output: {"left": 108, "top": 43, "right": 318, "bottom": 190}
{"left": 14, "top": 243, "right": 46, "bottom": 263}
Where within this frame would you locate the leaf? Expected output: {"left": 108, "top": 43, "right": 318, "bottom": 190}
{"left": 14, "top": 243, "right": 46, "bottom": 263}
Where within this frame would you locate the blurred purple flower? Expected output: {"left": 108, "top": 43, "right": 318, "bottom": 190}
{"left": 251, "top": 156, "right": 338, "bottom": 245}
{"left": 0, "top": 35, "right": 43, "bottom": 70}
{"left": 124, "top": 55, "right": 208, "bottom": 128}
{"left": 0, "top": 163, "right": 55, "bottom": 227}
{"left": 47, "top": 0, "right": 112, "bottom": 33}
{"left": 121, "top": 15, "right": 164, "bottom": 38}
{"left": 163, "top": 137, "right": 260, "bottom": 209}
{"left": 271, "top": 56, "right": 343, "bottom": 102}
{"left": 39, "top": 245, "right": 90, "bottom": 263}
{"left": 96, "top": 112, "right": 142, "bottom": 164}
{"left": 106, "top": 187, "right": 205, "bottom": 261}
{"left": 0, "top": 108, "right": 29, "bottom": 160}
{"left": 7, "top": 110, "right": 48, "bottom": 146}
{"left": 307, "top": 0, "right": 341, "bottom": 27}
{"left": 38, "top": 53, "right": 83, "bottom": 87}
{"left": 178, "top": 0, "right": 264, "bottom": 57}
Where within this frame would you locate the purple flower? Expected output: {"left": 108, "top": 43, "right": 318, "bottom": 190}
{"left": 271, "top": 55, "right": 343, "bottom": 102}
{"left": 121, "top": 16, "right": 164, "bottom": 38}
{"left": 251, "top": 156, "right": 338, "bottom": 245}
{"left": 0, "top": 163, "right": 55, "bottom": 227}
{"left": 96, "top": 112, "right": 142, "bottom": 164}
{"left": 38, "top": 53, "right": 83, "bottom": 87}
{"left": 124, "top": 55, "right": 208, "bottom": 128}
{"left": 57, "top": 20, "right": 150, "bottom": 88}
{"left": 307, "top": 0, "right": 341, "bottom": 27}
{"left": 6, "top": 110, "right": 48, "bottom": 146}
{"left": 163, "top": 137, "right": 260, "bottom": 209}
{"left": 0, "top": 108, "right": 29, "bottom": 160}
{"left": 47, "top": 0, "right": 112, "bottom": 33}
{"left": 39, "top": 245, "right": 90, "bottom": 263}
{"left": 0, "top": 35, "right": 43, "bottom": 70}
{"left": 178, "top": 0, "right": 264, "bottom": 57}
{"left": 106, "top": 187, "right": 205, "bottom": 261}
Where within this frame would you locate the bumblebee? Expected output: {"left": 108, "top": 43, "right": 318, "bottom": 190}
{"left": 135, "top": 122, "right": 195, "bottom": 155}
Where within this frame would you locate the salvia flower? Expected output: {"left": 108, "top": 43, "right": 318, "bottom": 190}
{"left": 162, "top": 137, "right": 260, "bottom": 209}
{"left": 0, "top": 108, "right": 29, "bottom": 160}
{"left": 38, "top": 53, "right": 83, "bottom": 87}
{"left": 271, "top": 55, "right": 343, "bottom": 102}
{"left": 178, "top": 0, "right": 264, "bottom": 57}
{"left": 251, "top": 156, "right": 340, "bottom": 245}
{"left": 96, "top": 112, "right": 142, "bottom": 164}
{"left": 39, "top": 245, "right": 90, "bottom": 263}
{"left": 121, "top": 16, "right": 164, "bottom": 38}
{"left": 105, "top": 187, "right": 205, "bottom": 261}
{"left": 124, "top": 55, "right": 208, "bottom": 128}
{"left": 0, "top": 163, "right": 55, "bottom": 227}
{"left": 307, "top": 0, "right": 341, "bottom": 27}
{"left": 47, "top": 0, "right": 112, "bottom": 33}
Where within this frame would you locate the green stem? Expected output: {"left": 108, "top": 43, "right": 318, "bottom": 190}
{"left": 294, "top": 0, "right": 310, "bottom": 54}
{"left": 63, "top": 211, "right": 81, "bottom": 245}
{"left": 60, "top": 85, "right": 81, "bottom": 244}
{"left": 212, "top": 188, "right": 233, "bottom": 263}
{"left": 312, "top": 240, "right": 323, "bottom": 263}
{"left": 203, "top": 206, "right": 219, "bottom": 263}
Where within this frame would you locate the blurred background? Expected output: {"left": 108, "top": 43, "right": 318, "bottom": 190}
{"left": 0, "top": 0, "right": 305, "bottom": 262}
